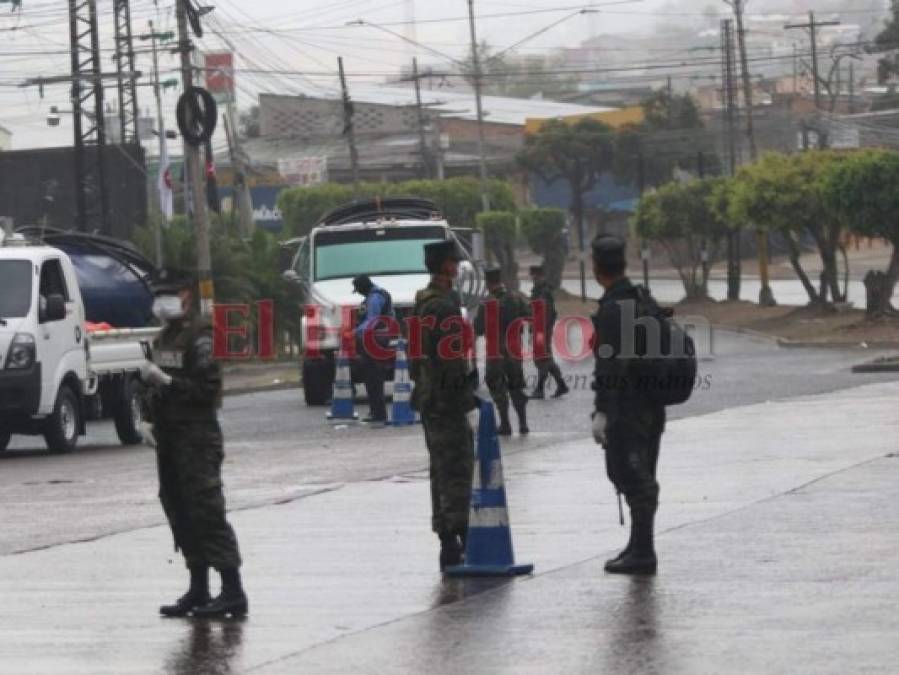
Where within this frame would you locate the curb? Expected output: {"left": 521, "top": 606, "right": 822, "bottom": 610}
{"left": 778, "top": 339, "right": 899, "bottom": 350}
{"left": 852, "top": 360, "right": 899, "bottom": 374}
{"left": 224, "top": 381, "right": 301, "bottom": 397}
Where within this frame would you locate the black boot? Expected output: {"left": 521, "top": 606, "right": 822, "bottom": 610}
{"left": 513, "top": 397, "right": 529, "bottom": 435}
{"left": 194, "top": 569, "right": 249, "bottom": 619}
{"left": 608, "top": 519, "right": 636, "bottom": 564}
{"left": 497, "top": 403, "right": 513, "bottom": 436}
{"left": 605, "top": 512, "right": 657, "bottom": 575}
{"left": 160, "top": 566, "right": 211, "bottom": 618}
{"left": 439, "top": 532, "right": 463, "bottom": 571}
{"left": 551, "top": 368, "right": 570, "bottom": 398}
{"left": 529, "top": 373, "right": 547, "bottom": 400}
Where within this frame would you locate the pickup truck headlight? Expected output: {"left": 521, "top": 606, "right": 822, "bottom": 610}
{"left": 5, "top": 333, "right": 36, "bottom": 370}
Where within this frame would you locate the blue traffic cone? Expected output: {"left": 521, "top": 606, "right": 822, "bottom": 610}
{"left": 446, "top": 400, "right": 534, "bottom": 577}
{"left": 389, "top": 339, "right": 417, "bottom": 426}
{"left": 327, "top": 340, "right": 358, "bottom": 421}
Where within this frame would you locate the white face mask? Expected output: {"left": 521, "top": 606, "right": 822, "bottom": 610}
{"left": 153, "top": 295, "right": 185, "bottom": 322}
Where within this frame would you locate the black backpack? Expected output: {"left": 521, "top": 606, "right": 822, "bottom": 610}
{"left": 630, "top": 286, "right": 698, "bottom": 407}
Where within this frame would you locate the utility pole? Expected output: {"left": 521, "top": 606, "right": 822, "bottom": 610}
{"left": 849, "top": 61, "right": 856, "bottom": 114}
{"left": 721, "top": 18, "right": 741, "bottom": 301}
{"left": 412, "top": 58, "right": 432, "bottom": 179}
{"left": 338, "top": 57, "right": 361, "bottom": 193}
{"left": 785, "top": 12, "right": 841, "bottom": 111}
{"left": 637, "top": 142, "right": 649, "bottom": 290}
{"left": 175, "top": 0, "right": 214, "bottom": 315}
{"left": 467, "top": 0, "right": 491, "bottom": 212}
{"left": 730, "top": 0, "right": 774, "bottom": 306}
{"left": 145, "top": 20, "right": 171, "bottom": 267}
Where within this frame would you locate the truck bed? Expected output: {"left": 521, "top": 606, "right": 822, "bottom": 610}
{"left": 88, "top": 328, "right": 159, "bottom": 376}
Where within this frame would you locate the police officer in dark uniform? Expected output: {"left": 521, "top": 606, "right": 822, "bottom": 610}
{"left": 590, "top": 236, "right": 666, "bottom": 575}
{"left": 528, "top": 265, "right": 569, "bottom": 400}
{"left": 352, "top": 274, "right": 395, "bottom": 424}
{"left": 474, "top": 267, "right": 531, "bottom": 436}
{"left": 141, "top": 269, "right": 248, "bottom": 617}
{"left": 410, "top": 241, "right": 476, "bottom": 571}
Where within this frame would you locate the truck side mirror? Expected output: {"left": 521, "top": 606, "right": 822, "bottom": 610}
{"left": 282, "top": 270, "right": 307, "bottom": 290}
{"left": 41, "top": 294, "right": 67, "bottom": 323}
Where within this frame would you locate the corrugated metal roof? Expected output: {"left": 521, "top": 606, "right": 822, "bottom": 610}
{"left": 272, "top": 84, "right": 617, "bottom": 127}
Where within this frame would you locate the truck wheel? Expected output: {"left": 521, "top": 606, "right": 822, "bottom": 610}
{"left": 303, "top": 357, "right": 334, "bottom": 406}
{"left": 114, "top": 377, "right": 144, "bottom": 446}
{"left": 44, "top": 385, "right": 81, "bottom": 454}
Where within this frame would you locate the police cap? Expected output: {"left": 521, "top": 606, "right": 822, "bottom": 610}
{"left": 484, "top": 267, "right": 503, "bottom": 284}
{"left": 424, "top": 240, "right": 461, "bottom": 273}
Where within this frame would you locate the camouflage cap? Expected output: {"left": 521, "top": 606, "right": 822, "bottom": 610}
{"left": 424, "top": 240, "right": 461, "bottom": 272}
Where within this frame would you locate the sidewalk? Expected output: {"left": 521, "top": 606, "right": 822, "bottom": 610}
{"left": 1, "top": 382, "right": 898, "bottom": 674}
{"left": 222, "top": 360, "right": 300, "bottom": 396}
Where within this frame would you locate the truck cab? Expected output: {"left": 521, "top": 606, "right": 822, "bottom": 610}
{"left": 283, "top": 198, "right": 482, "bottom": 406}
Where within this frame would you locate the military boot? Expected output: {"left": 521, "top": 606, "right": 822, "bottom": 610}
{"left": 160, "top": 566, "right": 211, "bottom": 618}
{"left": 496, "top": 403, "right": 513, "bottom": 436}
{"left": 194, "top": 569, "right": 249, "bottom": 619}
{"left": 513, "top": 397, "right": 529, "bottom": 435}
{"left": 529, "top": 374, "right": 547, "bottom": 400}
{"left": 552, "top": 371, "right": 570, "bottom": 399}
{"left": 439, "top": 532, "right": 463, "bottom": 571}
{"left": 604, "top": 512, "right": 657, "bottom": 575}
{"left": 608, "top": 519, "right": 636, "bottom": 564}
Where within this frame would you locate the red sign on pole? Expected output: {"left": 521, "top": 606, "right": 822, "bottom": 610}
{"left": 205, "top": 52, "right": 235, "bottom": 103}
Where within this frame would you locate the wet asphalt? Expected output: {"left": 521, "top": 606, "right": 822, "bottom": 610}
{"left": 0, "top": 331, "right": 898, "bottom": 673}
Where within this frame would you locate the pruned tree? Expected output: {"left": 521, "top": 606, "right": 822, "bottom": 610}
{"left": 476, "top": 211, "right": 519, "bottom": 290}
{"left": 729, "top": 151, "right": 849, "bottom": 306}
{"left": 520, "top": 208, "right": 567, "bottom": 290}
{"left": 823, "top": 149, "right": 899, "bottom": 315}
{"left": 633, "top": 178, "right": 729, "bottom": 301}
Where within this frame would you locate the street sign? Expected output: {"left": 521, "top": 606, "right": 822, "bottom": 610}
{"left": 204, "top": 52, "right": 235, "bottom": 105}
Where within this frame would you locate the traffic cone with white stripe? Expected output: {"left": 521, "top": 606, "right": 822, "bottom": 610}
{"left": 327, "top": 336, "right": 358, "bottom": 421}
{"left": 389, "top": 338, "right": 417, "bottom": 426}
{"left": 445, "top": 399, "right": 534, "bottom": 577}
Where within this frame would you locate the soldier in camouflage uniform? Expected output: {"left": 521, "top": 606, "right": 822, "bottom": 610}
{"left": 140, "top": 270, "right": 248, "bottom": 618}
{"left": 410, "top": 241, "right": 476, "bottom": 571}
{"left": 474, "top": 268, "right": 531, "bottom": 436}
{"left": 528, "top": 265, "right": 569, "bottom": 400}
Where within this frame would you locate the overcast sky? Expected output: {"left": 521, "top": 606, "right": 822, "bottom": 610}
{"left": 0, "top": 0, "right": 888, "bottom": 150}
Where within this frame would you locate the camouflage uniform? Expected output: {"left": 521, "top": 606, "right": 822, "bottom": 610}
{"left": 147, "top": 315, "right": 242, "bottom": 571}
{"left": 410, "top": 282, "right": 475, "bottom": 538}
{"left": 474, "top": 286, "right": 531, "bottom": 415}
{"left": 530, "top": 279, "right": 566, "bottom": 395}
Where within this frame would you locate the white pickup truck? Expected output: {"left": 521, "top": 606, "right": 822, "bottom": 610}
{"left": 282, "top": 198, "right": 483, "bottom": 406}
{"left": 0, "top": 233, "right": 157, "bottom": 453}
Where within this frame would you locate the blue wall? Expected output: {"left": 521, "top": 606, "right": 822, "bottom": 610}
{"left": 530, "top": 172, "right": 639, "bottom": 214}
